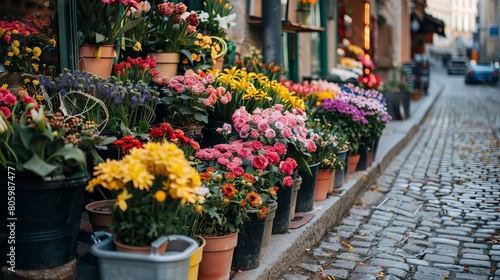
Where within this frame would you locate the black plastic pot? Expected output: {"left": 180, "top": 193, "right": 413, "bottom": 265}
{"left": 296, "top": 162, "right": 320, "bottom": 213}
{"left": 0, "top": 175, "right": 89, "bottom": 269}
{"left": 231, "top": 211, "right": 266, "bottom": 270}
{"left": 272, "top": 184, "right": 293, "bottom": 234}
{"left": 356, "top": 137, "right": 373, "bottom": 171}
{"left": 201, "top": 120, "right": 237, "bottom": 148}
{"left": 385, "top": 91, "right": 411, "bottom": 120}
{"left": 372, "top": 137, "right": 380, "bottom": 161}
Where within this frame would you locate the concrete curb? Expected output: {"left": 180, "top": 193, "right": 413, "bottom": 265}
{"left": 231, "top": 80, "right": 446, "bottom": 280}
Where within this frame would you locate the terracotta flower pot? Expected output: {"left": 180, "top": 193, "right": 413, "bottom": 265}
{"left": 348, "top": 154, "right": 361, "bottom": 174}
{"left": 198, "top": 231, "right": 238, "bottom": 280}
{"left": 79, "top": 45, "right": 116, "bottom": 78}
{"left": 212, "top": 57, "right": 225, "bottom": 72}
{"left": 85, "top": 199, "right": 115, "bottom": 233}
{"left": 315, "top": 170, "right": 332, "bottom": 201}
{"left": 113, "top": 238, "right": 168, "bottom": 255}
{"left": 262, "top": 200, "right": 278, "bottom": 248}
{"left": 149, "top": 52, "right": 180, "bottom": 83}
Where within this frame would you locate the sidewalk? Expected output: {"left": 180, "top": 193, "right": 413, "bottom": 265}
{"left": 230, "top": 80, "right": 445, "bottom": 280}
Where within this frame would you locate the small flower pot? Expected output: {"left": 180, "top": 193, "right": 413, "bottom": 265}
{"left": 85, "top": 200, "right": 116, "bottom": 233}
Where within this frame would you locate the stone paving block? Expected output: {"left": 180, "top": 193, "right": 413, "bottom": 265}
{"left": 368, "top": 258, "right": 410, "bottom": 272}
{"left": 455, "top": 273, "right": 489, "bottom": 280}
{"left": 432, "top": 263, "right": 465, "bottom": 271}
{"left": 282, "top": 274, "right": 309, "bottom": 280}
{"left": 321, "top": 269, "right": 349, "bottom": 279}
{"left": 461, "top": 248, "right": 485, "bottom": 255}
{"left": 436, "top": 234, "right": 475, "bottom": 242}
{"left": 402, "top": 244, "right": 425, "bottom": 254}
{"left": 353, "top": 265, "right": 383, "bottom": 274}
{"left": 462, "top": 253, "right": 490, "bottom": 261}
{"left": 463, "top": 243, "right": 489, "bottom": 249}
{"left": 374, "top": 253, "right": 405, "bottom": 263}
{"left": 333, "top": 225, "right": 359, "bottom": 232}
{"left": 298, "top": 263, "right": 321, "bottom": 273}
{"left": 350, "top": 241, "right": 372, "bottom": 248}
{"left": 381, "top": 275, "right": 401, "bottom": 280}
{"left": 379, "top": 231, "right": 405, "bottom": 242}
{"left": 313, "top": 248, "right": 331, "bottom": 257}
{"left": 328, "top": 236, "right": 342, "bottom": 243}
{"left": 413, "top": 266, "right": 450, "bottom": 279}
{"left": 423, "top": 254, "right": 456, "bottom": 264}
{"left": 458, "top": 259, "right": 491, "bottom": 268}
{"left": 353, "top": 235, "right": 377, "bottom": 242}
{"left": 336, "top": 253, "right": 364, "bottom": 262}
{"left": 390, "top": 220, "right": 417, "bottom": 228}
{"left": 405, "top": 258, "right": 429, "bottom": 266}
{"left": 320, "top": 242, "right": 342, "bottom": 252}
{"left": 330, "top": 260, "right": 357, "bottom": 270}
{"left": 350, "top": 274, "right": 376, "bottom": 280}
{"left": 385, "top": 268, "right": 408, "bottom": 279}
{"left": 428, "top": 237, "right": 460, "bottom": 246}
{"left": 351, "top": 248, "right": 370, "bottom": 255}
{"left": 469, "top": 267, "right": 492, "bottom": 275}
{"left": 491, "top": 250, "right": 500, "bottom": 255}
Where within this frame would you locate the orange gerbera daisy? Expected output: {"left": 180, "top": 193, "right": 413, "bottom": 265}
{"left": 258, "top": 205, "right": 268, "bottom": 219}
{"left": 200, "top": 172, "right": 212, "bottom": 181}
{"left": 206, "top": 166, "right": 216, "bottom": 173}
{"left": 269, "top": 186, "right": 278, "bottom": 196}
{"left": 246, "top": 191, "right": 262, "bottom": 207}
{"left": 222, "top": 183, "right": 237, "bottom": 197}
{"left": 243, "top": 173, "right": 256, "bottom": 184}
{"left": 224, "top": 172, "right": 236, "bottom": 180}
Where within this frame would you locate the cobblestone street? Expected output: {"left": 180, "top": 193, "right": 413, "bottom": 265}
{"left": 281, "top": 77, "right": 500, "bottom": 279}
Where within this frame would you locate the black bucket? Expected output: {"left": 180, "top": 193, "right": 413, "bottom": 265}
{"left": 334, "top": 149, "right": 348, "bottom": 188}
{"left": 231, "top": 211, "right": 266, "bottom": 270}
{"left": 356, "top": 137, "right": 373, "bottom": 171}
{"left": 296, "top": 162, "right": 320, "bottom": 213}
{"left": 0, "top": 175, "right": 88, "bottom": 269}
{"left": 272, "top": 184, "right": 292, "bottom": 234}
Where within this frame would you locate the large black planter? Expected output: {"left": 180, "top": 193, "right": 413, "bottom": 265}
{"left": 272, "top": 184, "right": 293, "bottom": 234}
{"left": 231, "top": 211, "right": 266, "bottom": 270}
{"left": 334, "top": 149, "right": 349, "bottom": 189}
{"left": 0, "top": 175, "right": 89, "bottom": 269}
{"left": 296, "top": 162, "right": 320, "bottom": 213}
{"left": 356, "top": 137, "right": 373, "bottom": 171}
{"left": 201, "top": 120, "right": 237, "bottom": 148}
{"left": 385, "top": 91, "right": 411, "bottom": 120}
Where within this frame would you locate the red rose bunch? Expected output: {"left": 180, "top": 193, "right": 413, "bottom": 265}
{"left": 148, "top": 122, "right": 200, "bottom": 158}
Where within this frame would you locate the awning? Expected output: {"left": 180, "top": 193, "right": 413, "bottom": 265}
{"left": 423, "top": 14, "right": 446, "bottom": 37}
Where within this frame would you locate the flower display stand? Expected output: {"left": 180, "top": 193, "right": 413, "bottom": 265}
{"left": 91, "top": 234, "right": 198, "bottom": 280}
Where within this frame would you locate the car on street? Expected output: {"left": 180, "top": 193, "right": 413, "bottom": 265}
{"left": 464, "top": 61, "right": 499, "bottom": 85}
{"left": 447, "top": 56, "right": 468, "bottom": 75}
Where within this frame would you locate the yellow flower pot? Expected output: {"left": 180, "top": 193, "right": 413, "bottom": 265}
{"left": 188, "top": 236, "right": 206, "bottom": 280}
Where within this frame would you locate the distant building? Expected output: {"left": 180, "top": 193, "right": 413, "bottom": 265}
{"left": 426, "top": 0, "right": 478, "bottom": 56}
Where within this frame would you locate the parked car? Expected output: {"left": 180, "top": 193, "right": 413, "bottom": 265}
{"left": 464, "top": 61, "right": 499, "bottom": 85}
{"left": 447, "top": 56, "right": 468, "bottom": 75}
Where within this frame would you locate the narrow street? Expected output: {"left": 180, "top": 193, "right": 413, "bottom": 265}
{"left": 281, "top": 64, "right": 500, "bottom": 280}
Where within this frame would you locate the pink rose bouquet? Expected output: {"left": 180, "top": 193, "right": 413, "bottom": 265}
{"left": 230, "top": 104, "right": 318, "bottom": 173}
{"left": 161, "top": 69, "right": 230, "bottom": 127}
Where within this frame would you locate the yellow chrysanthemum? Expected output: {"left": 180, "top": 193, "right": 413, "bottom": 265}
{"left": 12, "top": 30, "right": 19, "bottom": 35}
{"left": 4, "top": 61, "right": 10, "bottom": 66}
{"left": 316, "top": 90, "right": 335, "bottom": 101}
{"left": 32, "top": 47, "right": 42, "bottom": 60}
{"left": 49, "top": 38, "right": 57, "bottom": 47}
{"left": 7, "top": 52, "right": 13, "bottom": 57}
{"left": 133, "top": 41, "right": 141, "bottom": 51}
{"left": 12, "top": 47, "right": 20, "bottom": 56}
{"left": 92, "top": 159, "right": 123, "bottom": 184}
{"left": 12, "top": 40, "right": 20, "bottom": 47}
{"left": 122, "top": 161, "right": 154, "bottom": 191}
{"left": 115, "top": 189, "right": 133, "bottom": 211}
{"left": 31, "top": 63, "right": 39, "bottom": 73}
